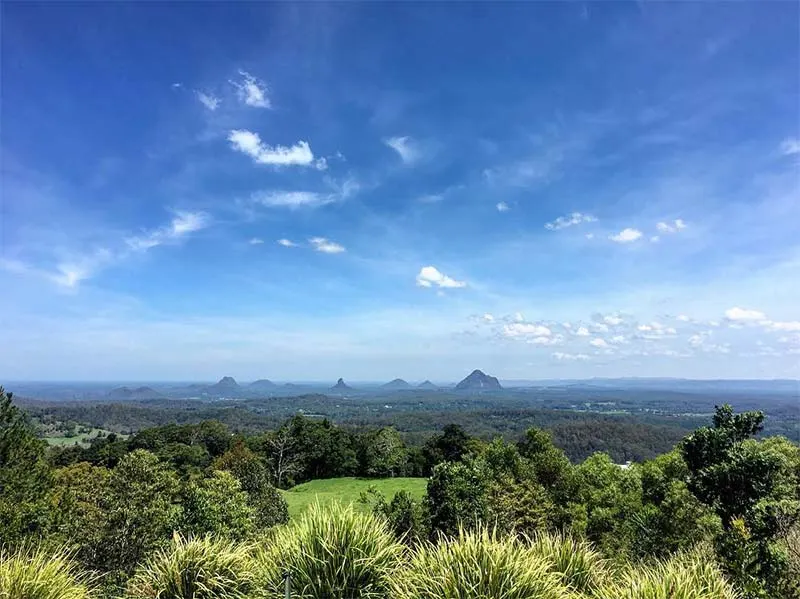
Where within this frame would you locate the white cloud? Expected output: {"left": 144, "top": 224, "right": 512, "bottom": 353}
{"left": 650, "top": 236, "right": 660, "bottom": 243}
{"left": 637, "top": 324, "right": 653, "bottom": 332}
{"left": 590, "top": 338, "right": 608, "bottom": 348}
{"left": 609, "top": 335, "right": 628, "bottom": 344}
{"left": 482, "top": 313, "right": 495, "bottom": 323}
{"left": 585, "top": 233, "right": 594, "bottom": 239}
{"left": 575, "top": 326, "right": 590, "bottom": 337}
{"left": 228, "top": 130, "right": 315, "bottom": 167}
{"left": 496, "top": 202, "right": 510, "bottom": 212}
{"left": 309, "top": 237, "right": 345, "bottom": 254}
{"left": 770, "top": 321, "right": 800, "bottom": 332}
{"left": 656, "top": 219, "right": 688, "bottom": 234}
{"left": 248, "top": 238, "right": 264, "bottom": 245}
{"left": 384, "top": 136, "right": 420, "bottom": 164}
{"left": 231, "top": 70, "right": 270, "bottom": 108}
{"left": 196, "top": 91, "right": 220, "bottom": 111}
{"left": 603, "top": 314, "right": 624, "bottom": 326}
{"left": 252, "top": 191, "right": 331, "bottom": 209}
{"left": 503, "top": 323, "right": 552, "bottom": 338}
{"left": 416, "top": 266, "right": 466, "bottom": 289}
{"left": 553, "top": 352, "right": 589, "bottom": 361}
{"left": 780, "top": 137, "right": 800, "bottom": 155}
{"left": 676, "top": 314, "right": 691, "bottom": 322}
{"left": 609, "top": 228, "right": 643, "bottom": 243}
{"left": 277, "top": 239, "right": 296, "bottom": 248}
{"left": 545, "top": 212, "right": 597, "bottom": 230}
{"left": 724, "top": 307, "right": 767, "bottom": 322}
{"left": 514, "top": 312, "right": 525, "bottom": 322}
{"left": 688, "top": 334, "right": 705, "bottom": 348}
{"left": 529, "top": 335, "right": 561, "bottom": 345}
{"left": 126, "top": 211, "right": 210, "bottom": 251}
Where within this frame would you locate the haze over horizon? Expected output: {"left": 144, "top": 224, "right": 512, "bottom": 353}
{"left": 2, "top": 3, "right": 798, "bottom": 381}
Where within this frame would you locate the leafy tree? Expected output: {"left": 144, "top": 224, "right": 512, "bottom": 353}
{"left": 0, "top": 386, "right": 52, "bottom": 547}
{"left": 179, "top": 470, "right": 254, "bottom": 540}
{"left": 369, "top": 489, "right": 427, "bottom": 545}
{"left": 422, "top": 424, "right": 472, "bottom": 475}
{"left": 360, "top": 427, "right": 408, "bottom": 477}
{"left": 426, "top": 457, "right": 490, "bottom": 538}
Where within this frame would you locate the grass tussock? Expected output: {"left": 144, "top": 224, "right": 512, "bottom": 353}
{"left": 125, "top": 534, "right": 255, "bottom": 599}
{"left": 0, "top": 545, "right": 94, "bottom": 599}
{"left": 254, "top": 501, "right": 404, "bottom": 598}
{"left": 597, "top": 546, "right": 739, "bottom": 599}
{"left": 529, "top": 532, "right": 610, "bottom": 596}
{"left": 392, "top": 527, "right": 568, "bottom": 599}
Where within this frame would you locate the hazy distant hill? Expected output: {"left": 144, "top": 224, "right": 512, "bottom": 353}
{"left": 382, "top": 378, "right": 411, "bottom": 390}
{"left": 331, "top": 378, "right": 352, "bottom": 391}
{"left": 455, "top": 369, "right": 502, "bottom": 391}
{"left": 417, "top": 380, "right": 438, "bottom": 390}
{"left": 248, "top": 379, "right": 276, "bottom": 391}
{"left": 205, "top": 376, "right": 240, "bottom": 395}
{"left": 107, "top": 386, "right": 163, "bottom": 400}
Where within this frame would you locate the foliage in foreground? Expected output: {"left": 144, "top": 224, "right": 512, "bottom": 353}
{"left": 0, "top": 545, "right": 94, "bottom": 599}
{"left": 125, "top": 534, "right": 255, "bottom": 599}
{"left": 528, "top": 532, "right": 610, "bottom": 596}
{"left": 392, "top": 527, "right": 568, "bottom": 599}
{"left": 254, "top": 501, "right": 405, "bottom": 598}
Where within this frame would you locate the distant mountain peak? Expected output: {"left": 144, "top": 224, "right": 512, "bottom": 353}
{"left": 417, "top": 380, "right": 438, "bottom": 390}
{"left": 331, "top": 377, "right": 351, "bottom": 390}
{"left": 382, "top": 378, "right": 410, "bottom": 389}
{"left": 217, "top": 376, "right": 238, "bottom": 386}
{"left": 205, "top": 376, "right": 241, "bottom": 394}
{"left": 455, "top": 369, "right": 502, "bottom": 391}
{"left": 248, "top": 379, "right": 276, "bottom": 389}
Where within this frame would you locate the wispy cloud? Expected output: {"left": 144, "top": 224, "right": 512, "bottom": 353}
{"left": 228, "top": 130, "right": 315, "bottom": 167}
{"left": 656, "top": 219, "right": 687, "bottom": 234}
{"left": 496, "top": 201, "right": 510, "bottom": 212}
{"left": 545, "top": 212, "right": 597, "bottom": 230}
{"left": 724, "top": 306, "right": 766, "bottom": 322}
{"left": 277, "top": 239, "right": 297, "bottom": 248}
{"left": 384, "top": 136, "right": 420, "bottom": 164}
{"left": 416, "top": 266, "right": 466, "bottom": 289}
{"left": 196, "top": 91, "right": 220, "bottom": 111}
{"left": 780, "top": 137, "right": 800, "bottom": 156}
{"left": 609, "top": 228, "right": 643, "bottom": 243}
{"left": 230, "top": 70, "right": 270, "bottom": 108}
{"left": 553, "top": 352, "right": 589, "bottom": 361}
{"left": 503, "top": 322, "right": 552, "bottom": 338}
{"left": 126, "top": 211, "right": 210, "bottom": 251}
{"left": 252, "top": 191, "right": 330, "bottom": 209}
{"left": 309, "top": 237, "right": 346, "bottom": 254}
{"left": 248, "top": 238, "right": 264, "bottom": 245}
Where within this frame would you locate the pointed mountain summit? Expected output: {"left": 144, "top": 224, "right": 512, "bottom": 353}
{"left": 206, "top": 376, "right": 240, "bottom": 394}
{"left": 417, "top": 380, "right": 438, "bottom": 390}
{"left": 331, "top": 378, "right": 352, "bottom": 391}
{"left": 382, "top": 378, "right": 411, "bottom": 390}
{"left": 455, "top": 369, "right": 502, "bottom": 391}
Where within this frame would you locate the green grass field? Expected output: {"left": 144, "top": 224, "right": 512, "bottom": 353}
{"left": 43, "top": 428, "right": 122, "bottom": 447}
{"left": 281, "top": 477, "right": 427, "bottom": 518}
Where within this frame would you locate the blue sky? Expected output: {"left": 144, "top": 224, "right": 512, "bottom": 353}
{"left": 1, "top": 2, "right": 798, "bottom": 381}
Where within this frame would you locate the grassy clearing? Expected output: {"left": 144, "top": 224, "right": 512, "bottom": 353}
{"left": 281, "top": 477, "right": 427, "bottom": 518}
{"left": 43, "top": 429, "right": 122, "bottom": 447}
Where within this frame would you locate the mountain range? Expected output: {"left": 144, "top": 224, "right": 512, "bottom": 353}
{"left": 455, "top": 369, "right": 502, "bottom": 391}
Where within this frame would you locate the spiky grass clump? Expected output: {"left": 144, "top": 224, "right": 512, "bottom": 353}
{"left": 0, "top": 545, "right": 94, "bottom": 599}
{"left": 392, "top": 527, "right": 569, "bottom": 599}
{"left": 529, "top": 532, "right": 610, "bottom": 596}
{"left": 125, "top": 534, "right": 255, "bottom": 599}
{"left": 597, "top": 546, "right": 739, "bottom": 599}
{"left": 255, "top": 501, "right": 404, "bottom": 598}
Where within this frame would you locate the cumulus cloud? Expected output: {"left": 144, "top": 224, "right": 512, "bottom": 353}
{"left": 196, "top": 91, "right": 220, "bottom": 111}
{"left": 590, "top": 338, "right": 608, "bottom": 348}
{"left": 496, "top": 202, "right": 510, "bottom": 212}
{"left": 126, "top": 211, "right": 210, "bottom": 251}
{"left": 277, "top": 239, "right": 297, "bottom": 248}
{"left": 503, "top": 323, "right": 552, "bottom": 338}
{"left": 482, "top": 313, "right": 495, "bottom": 322}
{"left": 252, "top": 191, "right": 331, "bottom": 209}
{"left": 656, "top": 219, "right": 687, "bottom": 234}
{"left": 416, "top": 266, "right": 466, "bottom": 289}
{"left": 309, "top": 237, "right": 345, "bottom": 254}
{"left": 545, "top": 212, "right": 597, "bottom": 230}
{"left": 602, "top": 314, "right": 624, "bottom": 326}
{"left": 230, "top": 70, "right": 270, "bottom": 108}
{"left": 228, "top": 130, "right": 315, "bottom": 167}
{"left": 609, "top": 228, "right": 643, "bottom": 243}
{"left": 384, "top": 136, "right": 420, "bottom": 164}
{"left": 724, "top": 307, "right": 767, "bottom": 322}
{"left": 575, "top": 326, "right": 590, "bottom": 337}
{"left": 781, "top": 137, "right": 800, "bottom": 155}
{"left": 769, "top": 321, "right": 800, "bottom": 332}
{"left": 553, "top": 352, "right": 589, "bottom": 361}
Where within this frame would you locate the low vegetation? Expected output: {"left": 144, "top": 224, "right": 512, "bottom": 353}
{"left": 281, "top": 477, "right": 426, "bottom": 517}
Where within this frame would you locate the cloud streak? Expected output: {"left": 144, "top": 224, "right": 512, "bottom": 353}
{"left": 228, "top": 130, "right": 316, "bottom": 167}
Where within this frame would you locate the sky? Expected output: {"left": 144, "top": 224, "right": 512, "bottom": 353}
{"left": 1, "top": 2, "right": 799, "bottom": 382}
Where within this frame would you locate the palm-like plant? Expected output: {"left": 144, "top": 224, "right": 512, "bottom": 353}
{"left": 125, "top": 534, "right": 255, "bottom": 599}
{"left": 528, "top": 532, "right": 610, "bottom": 596}
{"left": 392, "top": 527, "right": 569, "bottom": 599}
{"left": 0, "top": 545, "right": 94, "bottom": 599}
{"left": 254, "top": 501, "right": 404, "bottom": 598}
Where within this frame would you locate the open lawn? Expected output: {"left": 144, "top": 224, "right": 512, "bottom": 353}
{"left": 281, "top": 477, "right": 427, "bottom": 518}
{"left": 43, "top": 428, "right": 123, "bottom": 447}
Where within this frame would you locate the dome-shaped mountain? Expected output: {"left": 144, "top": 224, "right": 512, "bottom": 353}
{"left": 455, "top": 369, "right": 502, "bottom": 391}
{"left": 248, "top": 379, "right": 276, "bottom": 390}
{"left": 382, "top": 378, "right": 411, "bottom": 390}
{"left": 205, "top": 376, "right": 240, "bottom": 394}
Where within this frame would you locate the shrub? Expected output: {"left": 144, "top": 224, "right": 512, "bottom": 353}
{"left": 254, "top": 502, "right": 404, "bottom": 598}
{"left": 125, "top": 534, "right": 255, "bottom": 599}
{"left": 0, "top": 545, "right": 94, "bottom": 599}
{"left": 529, "top": 532, "right": 610, "bottom": 596}
{"left": 597, "top": 545, "right": 739, "bottom": 599}
{"left": 392, "top": 527, "right": 567, "bottom": 599}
